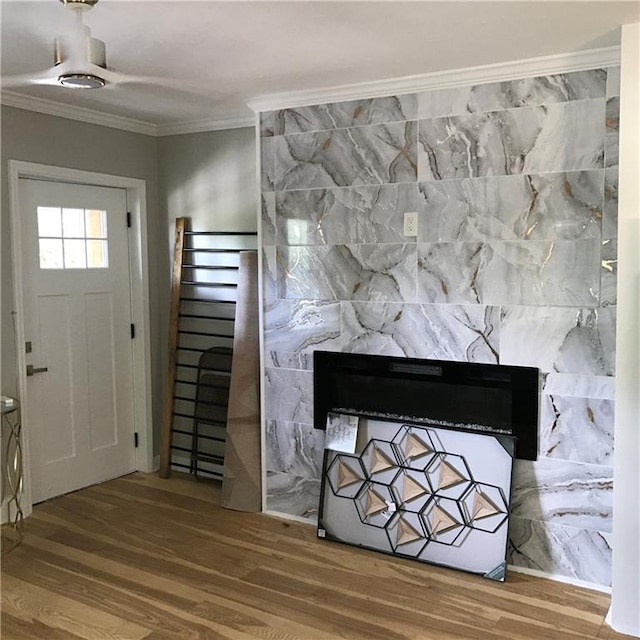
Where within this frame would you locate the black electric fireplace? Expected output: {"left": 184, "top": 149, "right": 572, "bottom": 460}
{"left": 313, "top": 351, "right": 539, "bottom": 461}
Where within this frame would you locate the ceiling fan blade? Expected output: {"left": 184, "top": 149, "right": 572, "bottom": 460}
{"left": 97, "top": 67, "right": 139, "bottom": 86}
{"left": 1, "top": 69, "right": 61, "bottom": 88}
{"left": 98, "top": 68, "right": 213, "bottom": 97}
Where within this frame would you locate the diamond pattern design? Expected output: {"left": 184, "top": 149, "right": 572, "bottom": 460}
{"left": 430, "top": 504, "right": 460, "bottom": 535}
{"left": 438, "top": 460, "right": 465, "bottom": 490}
{"left": 405, "top": 433, "right": 433, "bottom": 460}
{"left": 396, "top": 518, "right": 422, "bottom": 546}
{"left": 370, "top": 446, "right": 395, "bottom": 474}
{"left": 320, "top": 421, "right": 514, "bottom": 581}
{"left": 337, "top": 461, "right": 361, "bottom": 489}
{"left": 403, "top": 475, "right": 428, "bottom": 502}
{"left": 472, "top": 489, "right": 501, "bottom": 521}
{"left": 364, "top": 488, "right": 388, "bottom": 516}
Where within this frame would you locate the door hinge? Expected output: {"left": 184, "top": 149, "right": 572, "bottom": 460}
{"left": 134, "top": 432, "right": 139, "bottom": 448}
{"left": 126, "top": 211, "right": 132, "bottom": 228}
{"left": 130, "top": 323, "right": 135, "bottom": 339}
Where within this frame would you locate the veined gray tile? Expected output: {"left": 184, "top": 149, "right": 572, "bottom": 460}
{"left": 418, "top": 70, "right": 607, "bottom": 119}
{"left": 418, "top": 171, "right": 603, "bottom": 243}
{"left": 418, "top": 240, "right": 601, "bottom": 307}
{"left": 275, "top": 121, "right": 418, "bottom": 190}
{"left": 265, "top": 420, "right": 325, "bottom": 479}
{"left": 261, "top": 137, "right": 275, "bottom": 192}
{"left": 417, "top": 242, "right": 484, "bottom": 304}
{"left": 540, "top": 395, "right": 614, "bottom": 465}
{"left": 277, "top": 244, "right": 417, "bottom": 302}
{"left": 418, "top": 176, "right": 531, "bottom": 243}
{"left": 262, "top": 246, "right": 277, "bottom": 302}
{"left": 542, "top": 373, "right": 615, "bottom": 399}
{"left": 500, "top": 306, "right": 616, "bottom": 375}
{"left": 266, "top": 352, "right": 315, "bottom": 371}
{"left": 511, "top": 458, "right": 612, "bottom": 532}
{"left": 260, "top": 111, "right": 276, "bottom": 137}
{"left": 264, "top": 367, "right": 314, "bottom": 425}
{"left": 271, "top": 94, "right": 417, "bottom": 135}
{"left": 265, "top": 470, "right": 320, "bottom": 520}
{"left": 601, "top": 238, "right": 617, "bottom": 307}
{"left": 275, "top": 183, "right": 417, "bottom": 246}
{"left": 606, "top": 67, "right": 621, "bottom": 98}
{"left": 264, "top": 299, "right": 342, "bottom": 368}
{"left": 342, "top": 302, "right": 499, "bottom": 364}
{"left": 418, "top": 100, "right": 605, "bottom": 181}
{"left": 261, "top": 192, "right": 276, "bottom": 246}
{"left": 479, "top": 240, "right": 601, "bottom": 307}
{"left": 603, "top": 167, "right": 618, "bottom": 238}
{"left": 509, "top": 517, "right": 611, "bottom": 586}
{"left": 605, "top": 97, "right": 619, "bottom": 169}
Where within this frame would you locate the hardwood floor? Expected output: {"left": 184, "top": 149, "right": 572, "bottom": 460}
{"left": 0, "top": 472, "right": 633, "bottom": 640}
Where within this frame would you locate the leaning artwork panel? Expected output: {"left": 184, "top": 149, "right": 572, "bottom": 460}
{"left": 318, "top": 418, "right": 515, "bottom": 581}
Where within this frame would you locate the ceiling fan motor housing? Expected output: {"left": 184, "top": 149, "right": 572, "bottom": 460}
{"left": 58, "top": 0, "right": 99, "bottom": 7}
{"left": 54, "top": 35, "right": 106, "bottom": 69}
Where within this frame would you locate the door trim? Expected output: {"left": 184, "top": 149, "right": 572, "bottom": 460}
{"left": 8, "top": 160, "right": 154, "bottom": 518}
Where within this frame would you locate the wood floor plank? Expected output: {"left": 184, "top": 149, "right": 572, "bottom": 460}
{"left": 10, "top": 535, "right": 340, "bottom": 640}
{"left": 0, "top": 612, "right": 87, "bottom": 640}
{"left": 1, "top": 573, "right": 149, "bottom": 640}
{"left": 0, "top": 472, "right": 626, "bottom": 640}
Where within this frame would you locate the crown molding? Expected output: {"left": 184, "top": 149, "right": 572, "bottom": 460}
{"left": 247, "top": 45, "right": 621, "bottom": 113}
{"left": 1, "top": 46, "right": 621, "bottom": 135}
{"left": 155, "top": 113, "right": 254, "bottom": 136}
{"left": 0, "top": 90, "right": 253, "bottom": 137}
{"left": 0, "top": 90, "right": 157, "bottom": 136}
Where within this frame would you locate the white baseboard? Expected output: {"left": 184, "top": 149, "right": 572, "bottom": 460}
{"left": 507, "top": 564, "right": 611, "bottom": 594}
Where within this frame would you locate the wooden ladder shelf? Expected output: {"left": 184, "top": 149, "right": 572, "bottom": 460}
{"left": 159, "top": 217, "right": 257, "bottom": 479}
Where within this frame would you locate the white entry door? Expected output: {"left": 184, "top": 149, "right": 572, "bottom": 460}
{"left": 19, "top": 178, "right": 136, "bottom": 503}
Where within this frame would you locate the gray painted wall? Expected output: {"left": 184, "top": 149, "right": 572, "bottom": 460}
{"left": 1, "top": 107, "right": 257, "bottom": 457}
{"left": 156, "top": 127, "right": 257, "bottom": 365}
{"left": 158, "top": 127, "right": 256, "bottom": 233}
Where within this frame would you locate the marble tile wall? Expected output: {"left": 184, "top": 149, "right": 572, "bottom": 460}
{"left": 258, "top": 68, "right": 619, "bottom": 587}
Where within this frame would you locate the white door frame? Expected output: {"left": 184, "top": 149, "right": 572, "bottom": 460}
{"left": 8, "top": 160, "right": 154, "bottom": 518}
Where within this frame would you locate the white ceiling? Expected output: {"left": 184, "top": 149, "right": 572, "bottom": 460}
{"left": 1, "top": 1, "right": 638, "bottom": 134}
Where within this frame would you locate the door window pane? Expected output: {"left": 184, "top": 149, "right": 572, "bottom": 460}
{"left": 37, "top": 206, "right": 109, "bottom": 269}
{"left": 62, "top": 208, "right": 85, "bottom": 238}
{"left": 85, "top": 210, "right": 107, "bottom": 239}
{"left": 63, "top": 239, "right": 87, "bottom": 269}
{"left": 39, "top": 239, "right": 64, "bottom": 269}
{"left": 86, "top": 240, "right": 109, "bottom": 268}
{"left": 37, "top": 207, "right": 62, "bottom": 237}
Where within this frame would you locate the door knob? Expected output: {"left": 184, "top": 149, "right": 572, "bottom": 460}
{"left": 26, "top": 364, "right": 48, "bottom": 377}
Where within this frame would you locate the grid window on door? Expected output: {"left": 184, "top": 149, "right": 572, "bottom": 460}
{"left": 37, "top": 207, "right": 109, "bottom": 269}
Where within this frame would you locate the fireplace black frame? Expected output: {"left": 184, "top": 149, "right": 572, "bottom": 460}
{"left": 313, "top": 351, "right": 539, "bottom": 461}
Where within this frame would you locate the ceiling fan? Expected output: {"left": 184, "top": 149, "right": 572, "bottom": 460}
{"left": 2, "top": 0, "right": 190, "bottom": 92}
